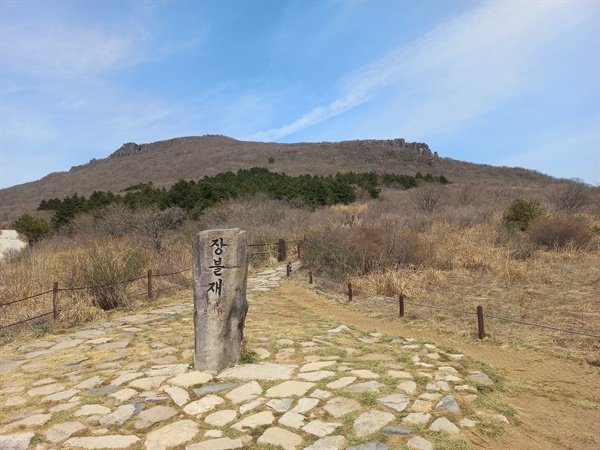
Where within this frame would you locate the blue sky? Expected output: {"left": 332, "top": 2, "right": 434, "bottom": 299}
{"left": 1, "top": 0, "right": 598, "bottom": 189}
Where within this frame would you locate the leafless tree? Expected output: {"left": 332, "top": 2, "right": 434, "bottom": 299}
{"left": 550, "top": 178, "right": 589, "bottom": 214}
{"left": 133, "top": 207, "right": 186, "bottom": 252}
{"left": 412, "top": 185, "right": 444, "bottom": 214}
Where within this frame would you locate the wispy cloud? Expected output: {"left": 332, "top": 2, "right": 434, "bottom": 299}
{"left": 250, "top": 1, "right": 597, "bottom": 142}
{"left": 3, "top": 21, "right": 146, "bottom": 79}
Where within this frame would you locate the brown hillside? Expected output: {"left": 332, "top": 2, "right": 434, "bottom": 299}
{"left": 0, "top": 135, "right": 554, "bottom": 224}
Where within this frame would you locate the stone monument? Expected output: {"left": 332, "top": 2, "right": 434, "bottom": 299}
{"left": 193, "top": 228, "right": 249, "bottom": 372}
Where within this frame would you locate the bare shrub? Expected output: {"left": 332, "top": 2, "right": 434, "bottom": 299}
{"left": 527, "top": 216, "right": 593, "bottom": 250}
{"left": 412, "top": 185, "right": 444, "bottom": 214}
{"left": 303, "top": 226, "right": 424, "bottom": 280}
{"left": 63, "top": 239, "right": 148, "bottom": 310}
{"left": 549, "top": 179, "right": 589, "bottom": 214}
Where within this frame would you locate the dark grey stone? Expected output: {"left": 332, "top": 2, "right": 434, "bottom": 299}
{"left": 193, "top": 382, "right": 242, "bottom": 396}
{"left": 382, "top": 425, "right": 412, "bottom": 435}
{"left": 87, "top": 386, "right": 121, "bottom": 395}
{"left": 437, "top": 394, "right": 460, "bottom": 413}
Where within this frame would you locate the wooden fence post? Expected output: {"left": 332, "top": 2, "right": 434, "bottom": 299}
{"left": 309, "top": 271, "right": 313, "bottom": 284}
{"left": 399, "top": 293, "right": 405, "bottom": 318}
{"left": 348, "top": 282, "right": 353, "bottom": 302}
{"left": 286, "top": 263, "right": 292, "bottom": 277}
{"left": 52, "top": 282, "right": 59, "bottom": 320}
{"left": 147, "top": 269, "right": 153, "bottom": 300}
{"left": 297, "top": 243, "right": 301, "bottom": 259}
{"left": 477, "top": 305, "right": 485, "bottom": 339}
{"left": 277, "top": 239, "right": 287, "bottom": 262}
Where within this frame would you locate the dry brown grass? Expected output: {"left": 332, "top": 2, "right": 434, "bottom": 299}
{"left": 0, "top": 235, "right": 193, "bottom": 343}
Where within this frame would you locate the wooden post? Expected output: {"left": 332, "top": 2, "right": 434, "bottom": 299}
{"left": 309, "top": 271, "right": 313, "bottom": 284}
{"left": 297, "top": 243, "right": 301, "bottom": 259}
{"left": 286, "top": 263, "right": 292, "bottom": 277}
{"left": 348, "top": 282, "right": 353, "bottom": 302}
{"left": 477, "top": 305, "right": 485, "bottom": 339}
{"left": 277, "top": 239, "right": 287, "bottom": 262}
{"left": 147, "top": 269, "right": 153, "bottom": 300}
{"left": 399, "top": 293, "right": 405, "bottom": 318}
{"left": 52, "top": 282, "right": 59, "bottom": 320}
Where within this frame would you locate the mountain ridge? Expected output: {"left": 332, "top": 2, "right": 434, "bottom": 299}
{"left": 0, "top": 135, "right": 554, "bottom": 225}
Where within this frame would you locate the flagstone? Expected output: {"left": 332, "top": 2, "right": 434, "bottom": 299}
{"left": 193, "top": 382, "right": 241, "bottom": 397}
{"left": 218, "top": 363, "right": 297, "bottom": 381}
{"left": 8, "top": 413, "right": 52, "bottom": 429}
{"left": 239, "top": 398, "right": 265, "bottom": 415}
{"left": 397, "top": 381, "right": 417, "bottom": 395}
{"left": 186, "top": 437, "right": 243, "bottom": 450}
{"left": 290, "top": 397, "right": 319, "bottom": 414}
{"left": 346, "top": 381, "right": 384, "bottom": 393}
{"left": 130, "top": 376, "right": 169, "bottom": 390}
{"left": 64, "top": 435, "right": 140, "bottom": 449}
{"left": 266, "top": 381, "right": 315, "bottom": 398}
{"left": 257, "top": 427, "right": 303, "bottom": 450}
{"left": 146, "top": 363, "right": 189, "bottom": 377}
{"left": 351, "top": 369, "right": 380, "bottom": 379}
{"left": 27, "top": 382, "right": 65, "bottom": 397}
{"left": 183, "top": 394, "right": 224, "bottom": 415}
{"left": 278, "top": 411, "right": 306, "bottom": 429}
{"left": 0, "top": 432, "right": 35, "bottom": 450}
{"left": 145, "top": 420, "right": 199, "bottom": 450}
{"left": 299, "top": 361, "right": 336, "bottom": 372}
{"left": 303, "top": 436, "right": 347, "bottom": 450}
{"left": 168, "top": 371, "right": 213, "bottom": 388}
{"left": 99, "top": 404, "right": 137, "bottom": 426}
{"left": 204, "top": 409, "right": 237, "bottom": 427}
{"left": 378, "top": 393, "right": 410, "bottom": 413}
{"left": 135, "top": 405, "right": 178, "bottom": 428}
{"left": 429, "top": 417, "right": 460, "bottom": 433}
{"left": 109, "top": 388, "right": 137, "bottom": 403}
{"left": 406, "top": 436, "right": 433, "bottom": 450}
{"left": 45, "top": 388, "right": 80, "bottom": 402}
{"left": 297, "top": 370, "right": 336, "bottom": 381}
{"left": 402, "top": 413, "right": 432, "bottom": 424}
{"left": 324, "top": 397, "right": 361, "bottom": 418}
{"left": 226, "top": 381, "right": 263, "bottom": 403}
{"left": 387, "top": 370, "right": 413, "bottom": 379}
{"left": 302, "top": 419, "right": 341, "bottom": 437}
{"left": 163, "top": 385, "right": 189, "bottom": 406}
{"left": 231, "top": 410, "right": 275, "bottom": 430}
{"left": 5, "top": 395, "right": 27, "bottom": 406}
{"left": 45, "top": 421, "right": 86, "bottom": 443}
{"left": 32, "top": 377, "right": 57, "bottom": 386}
{"left": 74, "top": 376, "right": 103, "bottom": 390}
{"left": 353, "top": 410, "right": 395, "bottom": 437}
{"left": 411, "top": 400, "right": 433, "bottom": 413}
{"left": 326, "top": 377, "right": 356, "bottom": 389}
{"left": 112, "top": 372, "right": 144, "bottom": 385}
{"left": 267, "top": 398, "right": 294, "bottom": 412}
{"left": 310, "top": 389, "right": 332, "bottom": 399}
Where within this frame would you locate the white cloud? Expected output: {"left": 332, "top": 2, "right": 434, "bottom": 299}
{"left": 2, "top": 21, "right": 146, "bottom": 79}
{"left": 250, "top": 1, "right": 597, "bottom": 142}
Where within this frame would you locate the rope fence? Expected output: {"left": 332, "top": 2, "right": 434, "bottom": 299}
{"left": 308, "top": 271, "right": 600, "bottom": 340}
{"left": 0, "top": 238, "right": 299, "bottom": 331}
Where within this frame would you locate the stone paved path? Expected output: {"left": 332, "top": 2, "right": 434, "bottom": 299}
{"left": 0, "top": 263, "right": 512, "bottom": 450}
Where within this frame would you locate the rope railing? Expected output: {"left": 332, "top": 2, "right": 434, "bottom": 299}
{"left": 308, "top": 270, "right": 600, "bottom": 340}
{"left": 0, "top": 238, "right": 297, "bottom": 331}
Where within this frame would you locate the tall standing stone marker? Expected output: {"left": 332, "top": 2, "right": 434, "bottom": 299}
{"left": 193, "top": 228, "right": 249, "bottom": 372}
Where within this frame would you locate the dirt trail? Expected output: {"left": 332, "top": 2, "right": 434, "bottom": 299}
{"left": 271, "top": 282, "right": 600, "bottom": 450}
